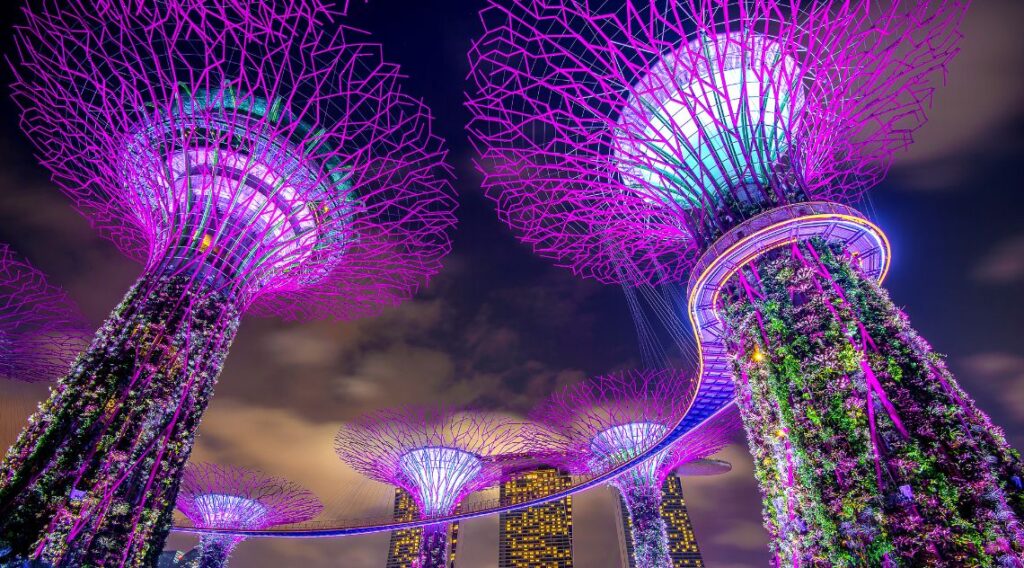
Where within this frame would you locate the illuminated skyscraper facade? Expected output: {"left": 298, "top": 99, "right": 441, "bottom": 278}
{"left": 386, "top": 488, "right": 459, "bottom": 568}
{"left": 498, "top": 467, "right": 573, "bottom": 567}
{"left": 617, "top": 476, "right": 703, "bottom": 568}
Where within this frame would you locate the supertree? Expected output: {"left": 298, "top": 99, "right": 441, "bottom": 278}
{"left": 528, "top": 370, "right": 739, "bottom": 568}
{"left": 0, "top": 1, "right": 456, "bottom": 564}
{"left": 0, "top": 244, "right": 89, "bottom": 383}
{"left": 335, "top": 407, "right": 526, "bottom": 568}
{"left": 467, "top": 1, "right": 1024, "bottom": 565}
{"left": 174, "top": 462, "right": 323, "bottom": 568}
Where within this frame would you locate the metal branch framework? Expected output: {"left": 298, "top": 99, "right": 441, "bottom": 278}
{"left": 336, "top": 406, "right": 527, "bottom": 568}
{"left": 465, "top": 2, "right": 1024, "bottom": 565}
{"left": 175, "top": 463, "right": 322, "bottom": 567}
{"left": 0, "top": 244, "right": 89, "bottom": 383}
{"left": 336, "top": 407, "right": 526, "bottom": 517}
{"left": 0, "top": 1, "right": 455, "bottom": 564}
{"left": 467, "top": 0, "right": 965, "bottom": 285}
{"left": 13, "top": 0, "right": 457, "bottom": 317}
{"left": 529, "top": 370, "right": 737, "bottom": 486}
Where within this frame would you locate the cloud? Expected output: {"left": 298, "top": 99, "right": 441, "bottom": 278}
{"left": 894, "top": 0, "right": 1024, "bottom": 187}
{"left": 572, "top": 485, "right": 628, "bottom": 567}
{"left": 962, "top": 353, "right": 1024, "bottom": 429}
{"left": 972, "top": 235, "right": 1024, "bottom": 284}
{"left": 332, "top": 342, "right": 456, "bottom": 407}
{"left": 682, "top": 444, "right": 771, "bottom": 562}
{"left": 189, "top": 400, "right": 391, "bottom": 519}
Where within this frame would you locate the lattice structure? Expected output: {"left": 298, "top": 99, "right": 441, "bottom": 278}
{"left": 175, "top": 463, "right": 322, "bottom": 567}
{"left": 0, "top": 1, "right": 455, "bottom": 564}
{"left": 0, "top": 244, "right": 88, "bottom": 383}
{"left": 336, "top": 407, "right": 526, "bottom": 568}
{"left": 467, "top": 0, "right": 964, "bottom": 285}
{"left": 529, "top": 371, "right": 738, "bottom": 568}
{"left": 468, "top": 2, "right": 1024, "bottom": 565}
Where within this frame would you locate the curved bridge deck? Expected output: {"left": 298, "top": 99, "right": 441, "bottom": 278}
{"left": 174, "top": 202, "right": 889, "bottom": 539}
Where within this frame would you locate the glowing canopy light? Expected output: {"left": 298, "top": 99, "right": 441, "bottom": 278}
{"left": 176, "top": 463, "right": 323, "bottom": 531}
{"left": 124, "top": 89, "right": 357, "bottom": 292}
{"left": 590, "top": 422, "right": 670, "bottom": 487}
{"left": 336, "top": 408, "right": 523, "bottom": 568}
{"left": 399, "top": 447, "right": 484, "bottom": 517}
{"left": 175, "top": 463, "right": 322, "bottom": 566}
{"left": 528, "top": 370, "right": 739, "bottom": 488}
{"left": 191, "top": 494, "right": 270, "bottom": 529}
{"left": 528, "top": 371, "right": 740, "bottom": 568}
{"left": 12, "top": 0, "right": 457, "bottom": 316}
{"left": 615, "top": 33, "right": 803, "bottom": 210}
{"left": 468, "top": 0, "right": 964, "bottom": 285}
{"left": 335, "top": 406, "right": 526, "bottom": 519}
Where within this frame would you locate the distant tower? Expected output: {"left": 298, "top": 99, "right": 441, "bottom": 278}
{"left": 386, "top": 487, "right": 459, "bottom": 568}
{"left": 0, "top": 244, "right": 88, "bottom": 383}
{"left": 1, "top": 0, "right": 454, "bottom": 563}
{"left": 529, "top": 371, "right": 739, "bottom": 568}
{"left": 175, "top": 463, "right": 323, "bottom": 567}
{"left": 336, "top": 407, "right": 525, "bottom": 568}
{"left": 498, "top": 463, "right": 573, "bottom": 568}
{"left": 469, "top": 0, "right": 1024, "bottom": 563}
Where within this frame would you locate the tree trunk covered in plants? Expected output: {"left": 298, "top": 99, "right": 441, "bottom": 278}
{"left": 620, "top": 483, "right": 671, "bottom": 568}
{"left": 723, "top": 239, "right": 1024, "bottom": 567}
{"left": 0, "top": 272, "right": 240, "bottom": 567}
{"left": 198, "top": 534, "right": 239, "bottom": 568}
{"left": 418, "top": 522, "right": 449, "bottom": 568}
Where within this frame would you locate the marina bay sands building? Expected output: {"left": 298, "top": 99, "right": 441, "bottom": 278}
{"left": 498, "top": 466, "right": 574, "bottom": 567}
{"left": 386, "top": 488, "right": 460, "bottom": 568}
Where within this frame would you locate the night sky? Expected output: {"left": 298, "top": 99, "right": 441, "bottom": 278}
{"left": 1, "top": 1, "right": 1023, "bottom": 567}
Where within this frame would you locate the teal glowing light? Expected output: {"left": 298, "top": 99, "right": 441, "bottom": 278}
{"left": 614, "top": 33, "right": 803, "bottom": 210}
{"left": 123, "top": 86, "right": 357, "bottom": 290}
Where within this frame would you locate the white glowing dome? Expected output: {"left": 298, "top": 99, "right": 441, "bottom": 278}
{"left": 399, "top": 446, "right": 483, "bottom": 517}
{"left": 614, "top": 33, "right": 803, "bottom": 210}
{"left": 193, "top": 493, "right": 269, "bottom": 529}
{"left": 590, "top": 422, "right": 670, "bottom": 486}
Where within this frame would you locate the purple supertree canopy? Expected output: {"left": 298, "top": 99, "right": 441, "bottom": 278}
{"left": 467, "top": 0, "right": 966, "bottom": 284}
{"left": 528, "top": 370, "right": 738, "bottom": 486}
{"left": 335, "top": 406, "right": 526, "bottom": 518}
{"left": 13, "top": 0, "right": 456, "bottom": 318}
{"left": 175, "top": 463, "right": 322, "bottom": 566}
{"left": 176, "top": 463, "right": 323, "bottom": 530}
{"left": 0, "top": 244, "right": 88, "bottom": 383}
